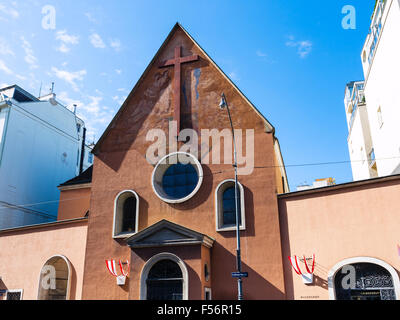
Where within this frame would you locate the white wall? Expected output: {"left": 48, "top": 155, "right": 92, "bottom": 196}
{"left": 347, "top": 104, "right": 373, "bottom": 180}
{"left": 0, "top": 100, "right": 83, "bottom": 229}
{"left": 364, "top": 0, "right": 400, "bottom": 176}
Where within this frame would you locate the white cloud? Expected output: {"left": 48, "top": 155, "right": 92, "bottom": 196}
{"left": 51, "top": 67, "right": 87, "bottom": 91}
{"left": 85, "top": 12, "right": 97, "bottom": 23}
{"left": 20, "top": 36, "right": 38, "bottom": 69}
{"left": 228, "top": 71, "right": 239, "bottom": 81}
{"left": 55, "top": 30, "right": 79, "bottom": 53}
{"left": 256, "top": 50, "right": 267, "bottom": 57}
{"left": 57, "top": 43, "right": 70, "bottom": 53}
{"left": 115, "top": 69, "right": 122, "bottom": 75}
{"left": 0, "top": 3, "right": 19, "bottom": 19}
{"left": 56, "top": 30, "right": 79, "bottom": 45}
{"left": 110, "top": 39, "right": 121, "bottom": 52}
{"left": 89, "top": 33, "right": 106, "bottom": 49}
{"left": 0, "top": 59, "right": 12, "bottom": 74}
{"left": 0, "top": 37, "right": 14, "bottom": 56}
{"left": 112, "top": 94, "right": 126, "bottom": 105}
{"left": 85, "top": 95, "right": 102, "bottom": 114}
{"left": 16, "top": 74, "right": 26, "bottom": 81}
{"left": 57, "top": 91, "right": 84, "bottom": 111}
{"left": 286, "top": 36, "right": 313, "bottom": 58}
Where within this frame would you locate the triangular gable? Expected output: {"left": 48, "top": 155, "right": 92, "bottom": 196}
{"left": 92, "top": 22, "right": 274, "bottom": 155}
{"left": 126, "top": 219, "right": 214, "bottom": 248}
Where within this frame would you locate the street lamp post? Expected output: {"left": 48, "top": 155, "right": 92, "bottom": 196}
{"left": 219, "top": 93, "right": 244, "bottom": 300}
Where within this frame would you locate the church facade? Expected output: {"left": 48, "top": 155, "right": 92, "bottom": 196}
{"left": 81, "top": 23, "right": 288, "bottom": 300}
{"left": 1, "top": 23, "right": 400, "bottom": 301}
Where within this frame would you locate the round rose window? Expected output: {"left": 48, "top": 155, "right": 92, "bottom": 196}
{"left": 152, "top": 152, "right": 203, "bottom": 204}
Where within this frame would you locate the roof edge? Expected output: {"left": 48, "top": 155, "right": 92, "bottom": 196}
{"left": 0, "top": 217, "right": 88, "bottom": 235}
{"left": 92, "top": 22, "right": 275, "bottom": 154}
{"left": 278, "top": 173, "right": 400, "bottom": 199}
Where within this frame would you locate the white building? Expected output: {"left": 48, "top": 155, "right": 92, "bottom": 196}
{"left": 0, "top": 85, "right": 93, "bottom": 229}
{"left": 297, "top": 178, "right": 336, "bottom": 191}
{"left": 345, "top": 0, "right": 400, "bottom": 180}
{"left": 344, "top": 81, "right": 377, "bottom": 180}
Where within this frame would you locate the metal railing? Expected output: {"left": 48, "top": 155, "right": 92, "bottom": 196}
{"left": 366, "top": 0, "right": 387, "bottom": 65}
{"left": 348, "top": 82, "right": 366, "bottom": 131}
{"left": 368, "top": 148, "right": 376, "bottom": 167}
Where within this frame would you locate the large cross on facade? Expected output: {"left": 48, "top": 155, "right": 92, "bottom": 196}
{"left": 159, "top": 46, "right": 199, "bottom": 138}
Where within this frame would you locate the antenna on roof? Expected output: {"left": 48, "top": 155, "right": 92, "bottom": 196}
{"left": 51, "top": 82, "right": 54, "bottom": 94}
{"left": 38, "top": 81, "right": 42, "bottom": 98}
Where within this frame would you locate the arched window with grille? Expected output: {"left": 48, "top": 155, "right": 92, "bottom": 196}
{"left": 146, "top": 259, "right": 183, "bottom": 300}
{"left": 113, "top": 190, "right": 139, "bottom": 238}
{"left": 215, "top": 179, "right": 245, "bottom": 231}
{"left": 328, "top": 257, "right": 400, "bottom": 300}
{"left": 140, "top": 253, "right": 189, "bottom": 300}
{"left": 37, "top": 255, "right": 71, "bottom": 300}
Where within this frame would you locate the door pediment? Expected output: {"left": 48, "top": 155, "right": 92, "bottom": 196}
{"left": 126, "top": 219, "right": 214, "bottom": 248}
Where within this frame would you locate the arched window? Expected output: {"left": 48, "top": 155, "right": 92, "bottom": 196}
{"left": 140, "top": 253, "right": 189, "bottom": 300}
{"left": 328, "top": 257, "right": 400, "bottom": 300}
{"left": 215, "top": 179, "right": 245, "bottom": 231}
{"left": 37, "top": 255, "right": 71, "bottom": 300}
{"left": 113, "top": 190, "right": 139, "bottom": 238}
{"left": 147, "top": 260, "right": 183, "bottom": 300}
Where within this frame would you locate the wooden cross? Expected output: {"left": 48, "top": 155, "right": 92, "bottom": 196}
{"left": 159, "top": 46, "right": 199, "bottom": 138}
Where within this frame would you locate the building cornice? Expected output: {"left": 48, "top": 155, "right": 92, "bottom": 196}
{"left": 0, "top": 217, "right": 88, "bottom": 235}
{"left": 278, "top": 173, "right": 400, "bottom": 199}
{"left": 58, "top": 183, "right": 92, "bottom": 191}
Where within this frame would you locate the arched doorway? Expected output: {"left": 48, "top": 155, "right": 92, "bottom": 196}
{"left": 140, "top": 253, "right": 188, "bottom": 300}
{"left": 147, "top": 259, "right": 183, "bottom": 300}
{"left": 328, "top": 257, "right": 400, "bottom": 300}
{"left": 37, "top": 255, "right": 71, "bottom": 300}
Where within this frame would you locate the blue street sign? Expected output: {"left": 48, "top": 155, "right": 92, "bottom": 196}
{"left": 231, "top": 272, "right": 248, "bottom": 278}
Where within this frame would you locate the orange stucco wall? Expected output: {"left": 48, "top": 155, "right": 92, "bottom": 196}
{"left": 57, "top": 187, "right": 91, "bottom": 221}
{"left": 128, "top": 246, "right": 203, "bottom": 300}
{"left": 82, "top": 26, "right": 286, "bottom": 300}
{"left": 279, "top": 178, "right": 400, "bottom": 300}
{"left": 0, "top": 219, "right": 88, "bottom": 300}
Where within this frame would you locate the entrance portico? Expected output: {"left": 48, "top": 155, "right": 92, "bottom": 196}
{"left": 126, "top": 220, "right": 214, "bottom": 300}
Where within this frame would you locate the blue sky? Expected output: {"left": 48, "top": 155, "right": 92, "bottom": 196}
{"left": 0, "top": 0, "right": 376, "bottom": 190}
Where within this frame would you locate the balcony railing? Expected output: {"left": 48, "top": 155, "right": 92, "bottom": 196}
{"left": 368, "top": 148, "right": 376, "bottom": 167}
{"left": 347, "top": 82, "right": 366, "bottom": 131}
{"left": 365, "top": 0, "right": 387, "bottom": 65}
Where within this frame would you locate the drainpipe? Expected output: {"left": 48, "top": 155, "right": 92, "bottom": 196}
{"left": 79, "top": 127, "right": 86, "bottom": 175}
